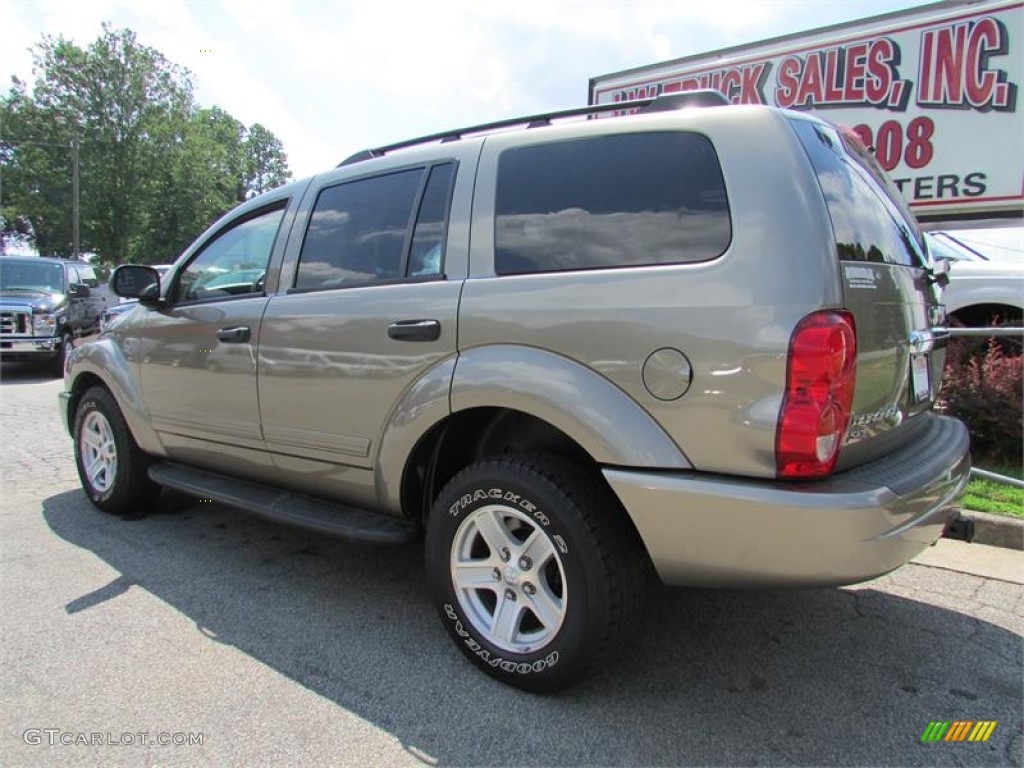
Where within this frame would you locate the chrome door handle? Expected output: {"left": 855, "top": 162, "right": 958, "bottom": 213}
{"left": 217, "top": 326, "right": 251, "bottom": 343}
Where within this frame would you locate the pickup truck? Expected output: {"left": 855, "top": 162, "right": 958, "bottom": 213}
{"left": 0, "top": 256, "right": 106, "bottom": 375}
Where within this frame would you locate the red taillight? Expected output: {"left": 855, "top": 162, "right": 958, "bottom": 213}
{"left": 776, "top": 310, "right": 857, "bottom": 478}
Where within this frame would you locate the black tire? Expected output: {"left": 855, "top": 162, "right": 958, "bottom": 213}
{"left": 72, "top": 386, "right": 160, "bottom": 516}
{"left": 49, "top": 332, "right": 72, "bottom": 378}
{"left": 425, "top": 454, "right": 649, "bottom": 692}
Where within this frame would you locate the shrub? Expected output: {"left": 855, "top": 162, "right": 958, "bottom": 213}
{"left": 938, "top": 339, "right": 1023, "bottom": 467}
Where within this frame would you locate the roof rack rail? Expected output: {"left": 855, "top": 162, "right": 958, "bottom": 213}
{"left": 338, "top": 89, "right": 729, "bottom": 167}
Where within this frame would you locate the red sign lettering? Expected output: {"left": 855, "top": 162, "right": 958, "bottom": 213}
{"left": 917, "top": 17, "right": 1016, "bottom": 110}
{"left": 772, "top": 39, "right": 910, "bottom": 109}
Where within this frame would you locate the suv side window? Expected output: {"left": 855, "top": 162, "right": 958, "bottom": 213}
{"left": 295, "top": 168, "right": 426, "bottom": 291}
{"left": 409, "top": 163, "right": 455, "bottom": 277}
{"left": 77, "top": 265, "right": 100, "bottom": 288}
{"left": 65, "top": 266, "right": 79, "bottom": 287}
{"left": 172, "top": 204, "right": 285, "bottom": 303}
{"left": 494, "top": 132, "right": 731, "bottom": 275}
{"left": 790, "top": 119, "right": 926, "bottom": 269}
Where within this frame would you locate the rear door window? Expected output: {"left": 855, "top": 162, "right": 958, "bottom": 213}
{"left": 296, "top": 169, "right": 422, "bottom": 290}
{"left": 791, "top": 118, "right": 926, "bottom": 268}
{"left": 295, "top": 163, "right": 457, "bottom": 291}
{"left": 494, "top": 132, "right": 731, "bottom": 275}
{"left": 408, "top": 163, "right": 455, "bottom": 277}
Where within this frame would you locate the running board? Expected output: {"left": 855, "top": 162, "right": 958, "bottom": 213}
{"left": 148, "top": 462, "right": 416, "bottom": 545}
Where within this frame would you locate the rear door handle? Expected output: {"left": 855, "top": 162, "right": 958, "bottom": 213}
{"left": 217, "top": 325, "right": 251, "bottom": 343}
{"left": 388, "top": 319, "right": 441, "bottom": 342}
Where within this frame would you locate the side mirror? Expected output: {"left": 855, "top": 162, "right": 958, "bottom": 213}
{"left": 112, "top": 265, "right": 162, "bottom": 304}
{"left": 70, "top": 283, "right": 91, "bottom": 298}
{"left": 927, "top": 257, "right": 950, "bottom": 289}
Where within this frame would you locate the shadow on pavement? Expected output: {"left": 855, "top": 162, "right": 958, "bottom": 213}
{"left": 0, "top": 360, "right": 59, "bottom": 384}
{"left": 43, "top": 490, "right": 1022, "bottom": 767}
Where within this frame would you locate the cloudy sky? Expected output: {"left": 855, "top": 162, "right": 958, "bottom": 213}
{"left": 3, "top": 0, "right": 932, "bottom": 179}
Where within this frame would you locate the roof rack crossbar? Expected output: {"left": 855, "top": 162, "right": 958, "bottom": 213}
{"left": 338, "top": 89, "right": 728, "bottom": 167}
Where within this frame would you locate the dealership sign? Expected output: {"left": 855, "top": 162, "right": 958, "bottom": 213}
{"left": 589, "top": 0, "right": 1023, "bottom": 219}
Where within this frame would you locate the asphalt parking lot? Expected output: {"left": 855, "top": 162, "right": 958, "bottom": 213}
{"left": 1, "top": 361, "right": 1021, "bottom": 767}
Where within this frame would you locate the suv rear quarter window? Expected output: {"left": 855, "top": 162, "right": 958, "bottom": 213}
{"left": 791, "top": 119, "right": 926, "bottom": 268}
{"left": 494, "top": 132, "right": 731, "bottom": 275}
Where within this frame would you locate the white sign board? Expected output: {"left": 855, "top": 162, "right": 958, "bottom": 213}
{"left": 589, "top": 0, "right": 1023, "bottom": 220}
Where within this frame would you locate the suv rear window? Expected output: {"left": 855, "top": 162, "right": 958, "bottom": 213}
{"left": 790, "top": 118, "right": 926, "bottom": 268}
{"left": 494, "top": 132, "right": 731, "bottom": 275}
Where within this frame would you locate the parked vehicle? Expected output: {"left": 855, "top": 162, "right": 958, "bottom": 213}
{"left": 60, "top": 94, "right": 971, "bottom": 691}
{"left": 925, "top": 230, "right": 1024, "bottom": 334}
{"left": 1, "top": 256, "right": 106, "bottom": 375}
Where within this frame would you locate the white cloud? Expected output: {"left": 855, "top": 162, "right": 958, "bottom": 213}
{"left": 4, "top": 0, "right": 931, "bottom": 179}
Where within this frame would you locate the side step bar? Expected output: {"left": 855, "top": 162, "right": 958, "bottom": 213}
{"left": 148, "top": 462, "right": 416, "bottom": 545}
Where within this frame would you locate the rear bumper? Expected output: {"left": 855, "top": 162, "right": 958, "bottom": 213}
{"left": 604, "top": 413, "right": 971, "bottom": 588}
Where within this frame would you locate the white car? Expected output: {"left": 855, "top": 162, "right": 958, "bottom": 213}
{"left": 925, "top": 230, "right": 1023, "bottom": 330}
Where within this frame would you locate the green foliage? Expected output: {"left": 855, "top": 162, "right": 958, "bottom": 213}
{"left": 961, "top": 466, "right": 1024, "bottom": 518}
{"left": 938, "top": 338, "right": 1023, "bottom": 467}
{"left": 1, "top": 24, "right": 291, "bottom": 264}
{"left": 1, "top": 77, "right": 78, "bottom": 255}
{"left": 244, "top": 123, "right": 291, "bottom": 195}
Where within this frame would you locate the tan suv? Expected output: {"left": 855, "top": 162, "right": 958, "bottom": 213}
{"left": 60, "top": 93, "right": 971, "bottom": 691}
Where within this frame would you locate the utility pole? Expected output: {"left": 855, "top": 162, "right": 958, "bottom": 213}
{"left": 71, "top": 136, "right": 79, "bottom": 259}
{"left": 1, "top": 117, "right": 84, "bottom": 258}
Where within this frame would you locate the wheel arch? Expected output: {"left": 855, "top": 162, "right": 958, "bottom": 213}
{"left": 398, "top": 407, "right": 597, "bottom": 526}
{"left": 948, "top": 301, "right": 1023, "bottom": 328}
{"left": 66, "top": 339, "right": 164, "bottom": 455}
{"left": 376, "top": 344, "right": 690, "bottom": 522}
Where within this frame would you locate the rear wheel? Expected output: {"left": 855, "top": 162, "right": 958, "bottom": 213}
{"left": 73, "top": 386, "right": 159, "bottom": 516}
{"left": 425, "top": 454, "right": 648, "bottom": 692}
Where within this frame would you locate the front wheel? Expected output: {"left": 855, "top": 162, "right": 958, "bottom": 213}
{"left": 73, "top": 386, "right": 160, "bottom": 516}
{"left": 49, "top": 332, "right": 72, "bottom": 378}
{"left": 425, "top": 454, "right": 648, "bottom": 692}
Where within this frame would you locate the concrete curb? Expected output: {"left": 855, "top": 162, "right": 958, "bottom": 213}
{"left": 957, "top": 508, "right": 1024, "bottom": 550}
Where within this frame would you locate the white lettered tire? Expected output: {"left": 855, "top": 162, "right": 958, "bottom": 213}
{"left": 425, "top": 454, "right": 648, "bottom": 692}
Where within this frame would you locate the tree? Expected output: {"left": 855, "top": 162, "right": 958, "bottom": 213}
{"left": 1, "top": 77, "right": 79, "bottom": 255}
{"left": 243, "top": 123, "right": 290, "bottom": 197}
{"left": 1, "top": 25, "right": 292, "bottom": 264}
{"left": 15, "top": 25, "right": 195, "bottom": 262}
{"left": 134, "top": 107, "right": 247, "bottom": 261}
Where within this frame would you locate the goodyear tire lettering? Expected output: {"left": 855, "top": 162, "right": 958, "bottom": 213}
{"left": 443, "top": 601, "right": 561, "bottom": 674}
